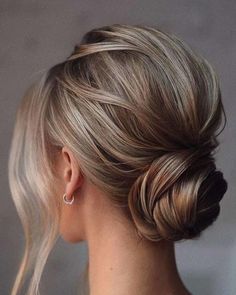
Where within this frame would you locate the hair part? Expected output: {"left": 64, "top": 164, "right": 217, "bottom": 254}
{"left": 8, "top": 23, "right": 228, "bottom": 295}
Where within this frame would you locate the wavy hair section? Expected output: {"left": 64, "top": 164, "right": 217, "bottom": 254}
{"left": 8, "top": 74, "right": 61, "bottom": 295}
{"left": 8, "top": 24, "right": 228, "bottom": 295}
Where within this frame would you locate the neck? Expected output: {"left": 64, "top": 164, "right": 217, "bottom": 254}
{"left": 86, "top": 205, "right": 190, "bottom": 295}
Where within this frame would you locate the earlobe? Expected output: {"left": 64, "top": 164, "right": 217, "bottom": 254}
{"left": 63, "top": 193, "right": 75, "bottom": 205}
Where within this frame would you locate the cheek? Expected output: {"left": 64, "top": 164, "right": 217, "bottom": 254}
{"left": 59, "top": 206, "right": 85, "bottom": 243}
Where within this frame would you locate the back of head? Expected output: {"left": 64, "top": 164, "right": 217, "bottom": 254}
{"left": 64, "top": 24, "right": 228, "bottom": 242}
{"left": 8, "top": 23, "right": 228, "bottom": 295}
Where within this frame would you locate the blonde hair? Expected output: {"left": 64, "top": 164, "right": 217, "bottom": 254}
{"left": 8, "top": 23, "right": 228, "bottom": 295}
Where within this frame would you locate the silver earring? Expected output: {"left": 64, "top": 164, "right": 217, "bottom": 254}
{"left": 63, "top": 193, "right": 75, "bottom": 205}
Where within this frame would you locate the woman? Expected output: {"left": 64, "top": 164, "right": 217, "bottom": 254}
{"left": 8, "top": 24, "right": 228, "bottom": 295}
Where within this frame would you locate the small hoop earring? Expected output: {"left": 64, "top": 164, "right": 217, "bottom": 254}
{"left": 63, "top": 193, "right": 75, "bottom": 205}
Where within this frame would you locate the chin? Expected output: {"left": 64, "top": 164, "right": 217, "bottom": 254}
{"left": 59, "top": 224, "right": 86, "bottom": 243}
{"left": 60, "top": 234, "right": 84, "bottom": 243}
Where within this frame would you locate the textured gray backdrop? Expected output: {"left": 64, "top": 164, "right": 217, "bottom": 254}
{"left": 0, "top": 1, "right": 235, "bottom": 294}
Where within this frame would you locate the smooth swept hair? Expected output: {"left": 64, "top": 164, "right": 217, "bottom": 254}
{"left": 8, "top": 23, "right": 228, "bottom": 295}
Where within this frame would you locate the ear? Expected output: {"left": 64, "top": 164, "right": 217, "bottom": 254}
{"left": 62, "top": 146, "right": 83, "bottom": 200}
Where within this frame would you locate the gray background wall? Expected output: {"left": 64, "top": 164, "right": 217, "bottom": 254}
{"left": 0, "top": 1, "right": 235, "bottom": 294}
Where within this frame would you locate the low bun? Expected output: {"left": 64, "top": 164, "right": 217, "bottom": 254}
{"left": 128, "top": 149, "right": 228, "bottom": 242}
